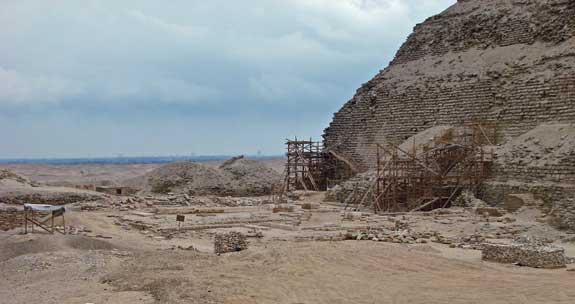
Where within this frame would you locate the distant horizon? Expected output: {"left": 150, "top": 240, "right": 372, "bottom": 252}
{"left": 0, "top": 154, "right": 285, "bottom": 165}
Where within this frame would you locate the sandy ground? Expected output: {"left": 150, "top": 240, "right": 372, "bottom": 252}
{"left": 1, "top": 216, "right": 574, "bottom": 304}
{"left": 1, "top": 163, "right": 575, "bottom": 303}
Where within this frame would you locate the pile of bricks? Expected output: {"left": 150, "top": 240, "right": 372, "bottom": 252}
{"left": 214, "top": 232, "right": 248, "bottom": 254}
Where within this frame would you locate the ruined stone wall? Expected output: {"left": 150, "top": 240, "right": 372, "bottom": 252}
{"left": 0, "top": 209, "right": 27, "bottom": 231}
{"left": 492, "top": 156, "right": 575, "bottom": 184}
{"left": 323, "top": 0, "right": 575, "bottom": 180}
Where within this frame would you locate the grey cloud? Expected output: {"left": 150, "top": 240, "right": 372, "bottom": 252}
{"left": 0, "top": 0, "right": 456, "bottom": 157}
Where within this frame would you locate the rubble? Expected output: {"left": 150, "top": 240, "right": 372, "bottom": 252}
{"left": 453, "top": 190, "right": 487, "bottom": 208}
{"left": 346, "top": 226, "right": 448, "bottom": 245}
{"left": 214, "top": 232, "right": 248, "bottom": 254}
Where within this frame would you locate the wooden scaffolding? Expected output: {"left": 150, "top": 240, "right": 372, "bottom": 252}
{"left": 372, "top": 124, "right": 496, "bottom": 213}
{"left": 285, "top": 139, "right": 324, "bottom": 191}
{"left": 283, "top": 138, "right": 357, "bottom": 192}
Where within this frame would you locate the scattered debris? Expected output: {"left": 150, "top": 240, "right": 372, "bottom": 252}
{"left": 214, "top": 232, "right": 248, "bottom": 254}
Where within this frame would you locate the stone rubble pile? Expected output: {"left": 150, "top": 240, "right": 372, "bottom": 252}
{"left": 214, "top": 231, "right": 248, "bottom": 254}
{"left": 347, "top": 227, "right": 448, "bottom": 245}
{"left": 325, "top": 171, "right": 376, "bottom": 204}
{"left": 110, "top": 197, "right": 142, "bottom": 210}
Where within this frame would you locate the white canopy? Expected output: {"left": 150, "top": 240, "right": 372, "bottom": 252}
{"left": 23, "top": 204, "right": 65, "bottom": 212}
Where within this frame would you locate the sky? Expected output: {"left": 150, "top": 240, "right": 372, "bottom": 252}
{"left": 0, "top": 0, "right": 455, "bottom": 158}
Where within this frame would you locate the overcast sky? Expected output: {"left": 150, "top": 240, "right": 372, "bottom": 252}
{"left": 0, "top": 0, "right": 455, "bottom": 158}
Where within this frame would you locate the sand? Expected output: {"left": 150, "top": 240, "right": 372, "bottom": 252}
{"left": 1, "top": 159, "right": 575, "bottom": 303}
{"left": 1, "top": 220, "right": 574, "bottom": 304}
{"left": 497, "top": 123, "right": 575, "bottom": 167}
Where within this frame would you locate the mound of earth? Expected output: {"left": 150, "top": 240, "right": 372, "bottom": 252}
{"left": 497, "top": 124, "right": 575, "bottom": 168}
{"left": 1, "top": 166, "right": 104, "bottom": 206}
{"left": 0, "top": 168, "right": 29, "bottom": 185}
{"left": 139, "top": 162, "right": 231, "bottom": 195}
{"left": 0, "top": 234, "right": 117, "bottom": 262}
{"left": 138, "top": 157, "right": 282, "bottom": 196}
{"left": 219, "top": 156, "right": 282, "bottom": 196}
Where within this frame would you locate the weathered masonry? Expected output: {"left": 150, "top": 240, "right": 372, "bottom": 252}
{"left": 324, "top": 0, "right": 575, "bottom": 177}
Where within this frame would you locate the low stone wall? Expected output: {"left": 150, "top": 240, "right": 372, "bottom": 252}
{"left": 214, "top": 232, "right": 248, "bottom": 254}
{"left": 0, "top": 192, "right": 102, "bottom": 205}
{"left": 0, "top": 208, "right": 24, "bottom": 231}
{"left": 482, "top": 243, "right": 566, "bottom": 268}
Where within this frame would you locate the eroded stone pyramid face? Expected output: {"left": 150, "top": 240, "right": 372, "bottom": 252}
{"left": 324, "top": 0, "right": 575, "bottom": 171}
